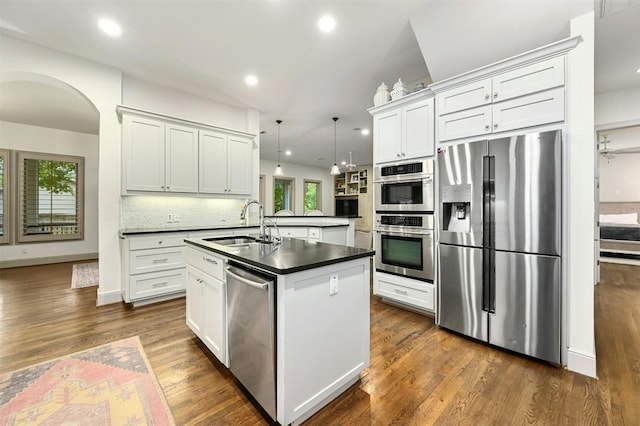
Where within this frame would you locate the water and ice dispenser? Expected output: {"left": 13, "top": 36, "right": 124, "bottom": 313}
{"left": 441, "top": 184, "right": 472, "bottom": 233}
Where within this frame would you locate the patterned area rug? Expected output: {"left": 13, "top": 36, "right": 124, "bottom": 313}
{"left": 0, "top": 336, "right": 175, "bottom": 425}
{"left": 71, "top": 262, "right": 98, "bottom": 288}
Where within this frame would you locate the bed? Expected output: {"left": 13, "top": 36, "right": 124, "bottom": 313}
{"left": 599, "top": 203, "right": 640, "bottom": 261}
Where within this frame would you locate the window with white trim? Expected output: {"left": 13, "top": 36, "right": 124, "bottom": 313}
{"left": 17, "top": 151, "right": 84, "bottom": 243}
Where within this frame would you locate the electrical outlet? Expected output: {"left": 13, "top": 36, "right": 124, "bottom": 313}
{"left": 166, "top": 213, "right": 173, "bottom": 223}
{"left": 329, "top": 275, "right": 339, "bottom": 295}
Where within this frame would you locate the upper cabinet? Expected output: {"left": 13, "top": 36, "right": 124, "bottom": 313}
{"left": 370, "top": 92, "right": 435, "bottom": 164}
{"left": 199, "top": 130, "right": 252, "bottom": 195}
{"left": 119, "top": 107, "right": 255, "bottom": 196}
{"left": 435, "top": 55, "right": 566, "bottom": 142}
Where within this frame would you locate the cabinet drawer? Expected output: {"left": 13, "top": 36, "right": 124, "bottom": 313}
{"left": 492, "top": 56, "right": 564, "bottom": 103}
{"left": 129, "top": 246, "right": 184, "bottom": 274}
{"left": 308, "top": 228, "right": 321, "bottom": 240}
{"left": 129, "top": 234, "right": 186, "bottom": 250}
{"left": 437, "top": 105, "right": 492, "bottom": 142}
{"left": 186, "top": 246, "right": 225, "bottom": 280}
{"left": 130, "top": 269, "right": 185, "bottom": 300}
{"left": 437, "top": 79, "right": 492, "bottom": 115}
{"left": 375, "top": 276, "right": 434, "bottom": 311}
{"left": 492, "top": 87, "right": 564, "bottom": 133}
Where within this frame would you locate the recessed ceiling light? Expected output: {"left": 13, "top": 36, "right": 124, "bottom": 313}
{"left": 244, "top": 75, "right": 258, "bottom": 86}
{"left": 318, "top": 15, "right": 336, "bottom": 33}
{"left": 361, "top": 129, "right": 370, "bottom": 136}
{"left": 341, "top": 161, "right": 346, "bottom": 166}
{"left": 636, "top": 68, "right": 640, "bottom": 73}
{"left": 285, "top": 150, "right": 291, "bottom": 156}
{"left": 98, "top": 18, "right": 122, "bottom": 37}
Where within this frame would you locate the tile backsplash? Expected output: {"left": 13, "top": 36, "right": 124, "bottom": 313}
{"left": 120, "top": 195, "right": 259, "bottom": 229}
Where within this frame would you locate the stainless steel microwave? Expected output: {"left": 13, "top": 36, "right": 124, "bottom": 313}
{"left": 374, "top": 159, "right": 434, "bottom": 212}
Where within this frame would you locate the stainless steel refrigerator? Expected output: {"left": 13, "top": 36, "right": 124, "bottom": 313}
{"left": 437, "top": 130, "right": 561, "bottom": 363}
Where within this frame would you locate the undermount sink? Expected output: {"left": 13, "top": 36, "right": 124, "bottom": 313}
{"left": 203, "top": 236, "right": 274, "bottom": 247}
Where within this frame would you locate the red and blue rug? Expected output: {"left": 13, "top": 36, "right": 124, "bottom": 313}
{"left": 0, "top": 336, "right": 175, "bottom": 425}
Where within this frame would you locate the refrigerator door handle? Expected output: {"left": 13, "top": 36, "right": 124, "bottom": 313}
{"left": 482, "top": 155, "right": 496, "bottom": 313}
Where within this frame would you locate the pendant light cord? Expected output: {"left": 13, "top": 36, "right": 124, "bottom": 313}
{"left": 277, "top": 119, "right": 282, "bottom": 164}
{"left": 333, "top": 117, "right": 338, "bottom": 164}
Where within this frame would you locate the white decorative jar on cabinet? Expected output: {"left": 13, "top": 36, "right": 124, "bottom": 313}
{"left": 373, "top": 82, "right": 391, "bottom": 106}
{"left": 390, "top": 78, "right": 408, "bottom": 100}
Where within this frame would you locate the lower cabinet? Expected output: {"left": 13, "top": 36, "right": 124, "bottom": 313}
{"left": 373, "top": 271, "right": 435, "bottom": 313}
{"left": 121, "top": 233, "right": 187, "bottom": 305}
{"left": 185, "top": 246, "right": 227, "bottom": 366}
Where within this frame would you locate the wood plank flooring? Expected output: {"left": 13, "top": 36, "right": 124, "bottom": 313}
{"left": 1, "top": 261, "right": 638, "bottom": 425}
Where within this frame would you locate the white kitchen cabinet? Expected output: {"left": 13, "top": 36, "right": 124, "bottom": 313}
{"left": 437, "top": 56, "right": 565, "bottom": 115}
{"left": 372, "top": 93, "right": 435, "bottom": 164}
{"left": 123, "top": 115, "right": 198, "bottom": 193}
{"left": 436, "top": 56, "right": 566, "bottom": 142}
{"left": 374, "top": 271, "right": 435, "bottom": 313}
{"left": 438, "top": 87, "right": 565, "bottom": 142}
{"left": 199, "top": 129, "right": 252, "bottom": 195}
{"left": 280, "top": 227, "right": 309, "bottom": 239}
{"left": 185, "top": 246, "right": 227, "bottom": 366}
{"left": 121, "top": 233, "right": 187, "bottom": 305}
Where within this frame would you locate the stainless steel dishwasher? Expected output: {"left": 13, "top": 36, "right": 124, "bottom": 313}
{"left": 226, "top": 262, "right": 276, "bottom": 421}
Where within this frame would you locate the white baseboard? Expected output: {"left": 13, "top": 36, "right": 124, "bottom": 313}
{"left": 567, "top": 347, "right": 597, "bottom": 378}
{"left": 97, "top": 289, "right": 123, "bottom": 306}
{"left": 0, "top": 253, "right": 98, "bottom": 269}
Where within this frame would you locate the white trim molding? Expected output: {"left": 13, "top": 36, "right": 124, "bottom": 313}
{"left": 567, "top": 347, "right": 597, "bottom": 378}
{"left": 96, "top": 289, "right": 123, "bottom": 306}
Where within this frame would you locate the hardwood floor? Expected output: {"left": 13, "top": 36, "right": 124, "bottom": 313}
{"left": 1, "top": 261, "right": 638, "bottom": 425}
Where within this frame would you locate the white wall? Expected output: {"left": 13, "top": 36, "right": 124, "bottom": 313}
{"left": 595, "top": 86, "right": 640, "bottom": 126}
{"left": 0, "top": 122, "right": 99, "bottom": 262}
{"left": 566, "top": 11, "right": 596, "bottom": 378}
{"left": 259, "top": 159, "right": 336, "bottom": 216}
{"left": 1, "top": 35, "right": 123, "bottom": 306}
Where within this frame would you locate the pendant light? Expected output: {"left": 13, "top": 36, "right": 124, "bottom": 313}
{"left": 274, "top": 119, "right": 284, "bottom": 176}
{"left": 346, "top": 151, "right": 356, "bottom": 171}
{"left": 330, "top": 117, "right": 341, "bottom": 175}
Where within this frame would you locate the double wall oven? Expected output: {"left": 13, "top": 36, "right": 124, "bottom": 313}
{"left": 374, "top": 159, "right": 435, "bottom": 282}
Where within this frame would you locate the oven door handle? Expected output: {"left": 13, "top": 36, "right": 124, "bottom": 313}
{"left": 374, "top": 229, "right": 433, "bottom": 237}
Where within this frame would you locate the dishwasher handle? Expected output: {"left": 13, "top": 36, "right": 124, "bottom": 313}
{"left": 226, "top": 267, "right": 269, "bottom": 290}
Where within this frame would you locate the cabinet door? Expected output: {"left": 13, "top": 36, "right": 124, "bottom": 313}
{"left": 165, "top": 123, "right": 198, "bottom": 193}
{"left": 186, "top": 266, "right": 204, "bottom": 336}
{"left": 492, "top": 56, "right": 565, "bottom": 103}
{"left": 281, "top": 228, "right": 308, "bottom": 239}
{"left": 374, "top": 109, "right": 401, "bottom": 163}
{"left": 437, "top": 79, "right": 492, "bottom": 115}
{"left": 123, "top": 115, "right": 165, "bottom": 192}
{"left": 203, "top": 275, "right": 226, "bottom": 365}
{"left": 492, "top": 87, "right": 564, "bottom": 133}
{"left": 403, "top": 97, "right": 435, "bottom": 159}
{"left": 437, "top": 105, "right": 492, "bottom": 142}
{"left": 227, "top": 135, "right": 253, "bottom": 195}
{"left": 199, "top": 130, "right": 228, "bottom": 193}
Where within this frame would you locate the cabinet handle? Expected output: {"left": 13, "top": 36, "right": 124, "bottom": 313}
{"left": 153, "top": 282, "right": 168, "bottom": 288}
{"left": 196, "top": 278, "right": 204, "bottom": 284}
{"left": 394, "top": 289, "right": 408, "bottom": 296}
{"left": 157, "top": 240, "right": 163, "bottom": 245}
{"left": 485, "top": 93, "right": 490, "bottom": 100}
{"left": 493, "top": 92, "right": 498, "bottom": 99}
{"left": 153, "top": 258, "right": 168, "bottom": 264}
{"left": 485, "top": 125, "right": 490, "bottom": 131}
{"left": 494, "top": 123, "right": 498, "bottom": 129}
{"left": 203, "top": 256, "right": 218, "bottom": 265}
{"left": 397, "top": 153, "right": 401, "bottom": 157}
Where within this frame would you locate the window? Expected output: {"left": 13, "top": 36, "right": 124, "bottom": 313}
{"left": 273, "top": 177, "right": 295, "bottom": 213}
{"left": 0, "top": 149, "right": 10, "bottom": 244}
{"left": 303, "top": 179, "right": 322, "bottom": 213}
{"left": 17, "top": 151, "right": 84, "bottom": 243}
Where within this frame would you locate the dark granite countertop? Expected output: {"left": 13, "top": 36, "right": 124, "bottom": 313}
{"left": 120, "top": 222, "right": 348, "bottom": 237}
{"left": 185, "top": 236, "right": 374, "bottom": 275}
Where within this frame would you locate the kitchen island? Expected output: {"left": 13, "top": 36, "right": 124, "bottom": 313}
{"left": 184, "top": 235, "right": 374, "bottom": 425}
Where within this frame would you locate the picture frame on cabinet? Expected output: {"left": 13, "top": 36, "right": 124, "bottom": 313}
{"left": 350, "top": 174, "right": 359, "bottom": 183}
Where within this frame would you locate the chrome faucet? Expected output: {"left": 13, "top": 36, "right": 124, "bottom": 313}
{"left": 240, "top": 199, "right": 266, "bottom": 240}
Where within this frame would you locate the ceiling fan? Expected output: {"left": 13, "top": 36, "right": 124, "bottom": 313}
{"left": 598, "top": 135, "right": 640, "bottom": 160}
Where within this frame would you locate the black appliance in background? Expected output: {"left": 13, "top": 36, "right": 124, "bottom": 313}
{"left": 335, "top": 198, "right": 358, "bottom": 217}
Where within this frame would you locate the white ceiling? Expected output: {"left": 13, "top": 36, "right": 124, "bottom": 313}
{"left": 0, "top": 0, "right": 638, "bottom": 169}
